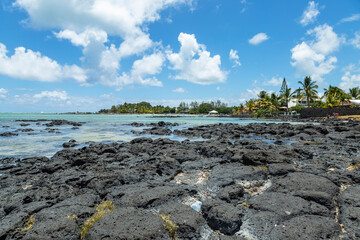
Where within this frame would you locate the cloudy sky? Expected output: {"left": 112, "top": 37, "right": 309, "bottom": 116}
{"left": 0, "top": 0, "right": 360, "bottom": 112}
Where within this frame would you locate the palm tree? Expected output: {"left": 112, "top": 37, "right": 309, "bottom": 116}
{"left": 270, "top": 92, "right": 280, "bottom": 109}
{"left": 298, "top": 76, "right": 318, "bottom": 107}
{"left": 245, "top": 99, "right": 256, "bottom": 112}
{"left": 279, "top": 78, "right": 293, "bottom": 112}
{"left": 281, "top": 88, "right": 294, "bottom": 111}
{"left": 325, "top": 93, "right": 340, "bottom": 108}
{"left": 324, "top": 85, "right": 349, "bottom": 106}
{"left": 258, "top": 90, "right": 269, "bottom": 100}
{"left": 349, "top": 87, "right": 360, "bottom": 99}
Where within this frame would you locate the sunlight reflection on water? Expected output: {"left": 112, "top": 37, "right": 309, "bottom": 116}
{"left": 0, "top": 113, "right": 303, "bottom": 159}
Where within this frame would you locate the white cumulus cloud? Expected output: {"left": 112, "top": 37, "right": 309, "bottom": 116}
{"left": 229, "top": 49, "right": 241, "bottom": 67}
{"left": 263, "top": 77, "right": 283, "bottom": 86}
{"left": 340, "top": 71, "right": 360, "bottom": 90}
{"left": 248, "top": 33, "right": 269, "bottom": 45}
{"left": 14, "top": 0, "right": 193, "bottom": 88}
{"left": 173, "top": 88, "right": 185, "bottom": 93}
{"left": 350, "top": 32, "right": 360, "bottom": 49}
{"left": 104, "top": 52, "right": 165, "bottom": 89}
{"left": 0, "top": 88, "right": 7, "bottom": 99}
{"left": 55, "top": 28, "right": 108, "bottom": 47}
{"left": 14, "top": 0, "right": 192, "bottom": 38}
{"left": 33, "top": 90, "right": 68, "bottom": 101}
{"left": 0, "top": 43, "right": 85, "bottom": 83}
{"left": 238, "top": 88, "right": 264, "bottom": 103}
{"left": 300, "top": 1, "right": 319, "bottom": 26}
{"left": 167, "top": 33, "right": 226, "bottom": 85}
{"left": 291, "top": 24, "right": 340, "bottom": 83}
{"left": 307, "top": 24, "right": 341, "bottom": 55}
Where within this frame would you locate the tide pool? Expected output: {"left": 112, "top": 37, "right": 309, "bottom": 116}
{"left": 0, "top": 113, "right": 296, "bottom": 159}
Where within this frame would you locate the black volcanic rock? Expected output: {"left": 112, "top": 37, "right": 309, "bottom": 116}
{"left": 338, "top": 185, "right": 360, "bottom": 239}
{"left": 132, "top": 126, "right": 172, "bottom": 136}
{"left": 0, "top": 132, "right": 18, "bottom": 137}
{"left": 269, "top": 215, "right": 341, "bottom": 240}
{"left": 44, "top": 120, "right": 83, "bottom": 127}
{"left": 202, "top": 199, "right": 243, "bottom": 235}
{"left": 85, "top": 207, "right": 169, "bottom": 240}
{"left": 62, "top": 139, "right": 78, "bottom": 148}
{"left": 1, "top": 120, "right": 360, "bottom": 239}
{"left": 15, "top": 128, "right": 34, "bottom": 132}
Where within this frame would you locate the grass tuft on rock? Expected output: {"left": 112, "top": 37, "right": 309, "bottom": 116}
{"left": 17, "top": 214, "right": 35, "bottom": 231}
{"left": 249, "top": 165, "right": 268, "bottom": 172}
{"left": 239, "top": 202, "right": 250, "bottom": 208}
{"left": 65, "top": 214, "right": 77, "bottom": 220}
{"left": 346, "top": 163, "right": 360, "bottom": 171}
{"left": 79, "top": 200, "right": 116, "bottom": 240}
{"left": 156, "top": 214, "right": 178, "bottom": 240}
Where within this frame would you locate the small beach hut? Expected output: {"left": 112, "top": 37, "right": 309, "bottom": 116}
{"left": 208, "top": 110, "right": 219, "bottom": 115}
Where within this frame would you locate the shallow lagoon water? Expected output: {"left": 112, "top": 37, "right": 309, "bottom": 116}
{"left": 0, "top": 113, "right": 301, "bottom": 159}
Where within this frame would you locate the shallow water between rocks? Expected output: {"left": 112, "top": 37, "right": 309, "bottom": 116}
{"left": 0, "top": 113, "right": 303, "bottom": 159}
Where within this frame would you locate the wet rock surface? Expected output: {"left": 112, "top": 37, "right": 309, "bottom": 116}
{"left": 1, "top": 120, "right": 360, "bottom": 239}
{"left": 130, "top": 121, "right": 178, "bottom": 136}
{"left": 1, "top": 119, "right": 85, "bottom": 138}
{"left": 0, "top": 132, "right": 18, "bottom": 137}
{"left": 44, "top": 120, "right": 84, "bottom": 127}
{"left": 62, "top": 139, "right": 78, "bottom": 148}
{"left": 130, "top": 121, "right": 179, "bottom": 128}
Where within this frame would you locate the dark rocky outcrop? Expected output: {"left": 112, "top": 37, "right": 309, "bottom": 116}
{"left": 0, "top": 132, "right": 18, "bottom": 137}
{"left": 62, "top": 139, "right": 78, "bottom": 148}
{"left": 15, "top": 128, "right": 34, "bottom": 132}
{"left": 1, "top": 120, "right": 360, "bottom": 239}
{"left": 44, "top": 120, "right": 83, "bottom": 127}
{"left": 132, "top": 127, "right": 172, "bottom": 136}
{"left": 130, "top": 121, "right": 179, "bottom": 128}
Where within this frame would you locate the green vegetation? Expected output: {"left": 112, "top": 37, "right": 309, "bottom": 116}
{"left": 99, "top": 100, "right": 235, "bottom": 115}
{"left": 98, "top": 76, "right": 360, "bottom": 117}
{"left": 289, "top": 105, "right": 305, "bottom": 113}
{"left": 254, "top": 108, "right": 277, "bottom": 118}
{"left": 16, "top": 214, "right": 35, "bottom": 231}
{"left": 99, "top": 101, "right": 176, "bottom": 114}
{"left": 298, "top": 76, "right": 319, "bottom": 107}
{"left": 323, "top": 85, "right": 349, "bottom": 108}
{"left": 246, "top": 76, "right": 360, "bottom": 117}
{"left": 279, "top": 78, "right": 293, "bottom": 112}
{"left": 349, "top": 87, "right": 360, "bottom": 99}
{"left": 79, "top": 201, "right": 116, "bottom": 240}
{"left": 156, "top": 214, "right": 179, "bottom": 240}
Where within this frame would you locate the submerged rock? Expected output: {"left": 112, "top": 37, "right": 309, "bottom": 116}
{"left": 0, "top": 132, "right": 18, "bottom": 137}
{"left": 62, "top": 139, "right": 78, "bottom": 148}
{"left": 44, "top": 120, "right": 83, "bottom": 127}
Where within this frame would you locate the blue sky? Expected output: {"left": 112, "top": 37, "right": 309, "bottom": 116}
{"left": 0, "top": 0, "right": 360, "bottom": 112}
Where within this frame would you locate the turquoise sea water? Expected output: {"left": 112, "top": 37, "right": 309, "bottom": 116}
{"left": 0, "top": 113, "right": 294, "bottom": 159}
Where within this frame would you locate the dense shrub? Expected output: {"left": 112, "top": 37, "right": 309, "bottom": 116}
{"left": 254, "top": 108, "right": 278, "bottom": 118}
{"left": 290, "top": 105, "right": 305, "bottom": 113}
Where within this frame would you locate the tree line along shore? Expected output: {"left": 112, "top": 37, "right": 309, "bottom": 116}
{"left": 98, "top": 76, "right": 360, "bottom": 118}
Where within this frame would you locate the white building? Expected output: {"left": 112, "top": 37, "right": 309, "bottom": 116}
{"left": 350, "top": 99, "right": 360, "bottom": 106}
{"left": 288, "top": 98, "right": 308, "bottom": 108}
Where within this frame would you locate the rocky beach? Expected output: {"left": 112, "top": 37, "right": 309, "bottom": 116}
{"left": 1, "top": 119, "right": 360, "bottom": 239}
